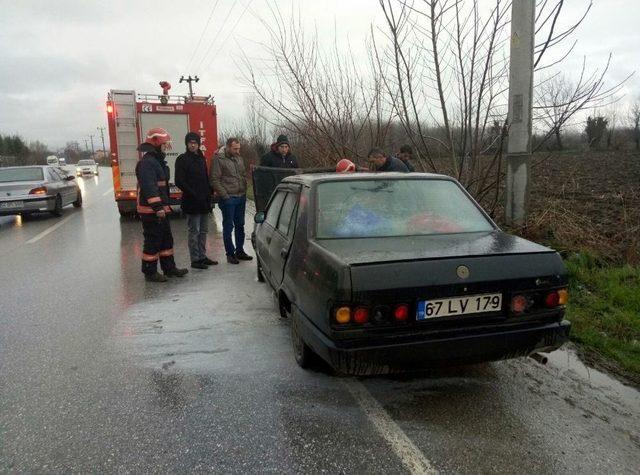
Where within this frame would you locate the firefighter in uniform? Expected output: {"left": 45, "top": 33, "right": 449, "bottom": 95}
{"left": 136, "top": 127, "right": 189, "bottom": 282}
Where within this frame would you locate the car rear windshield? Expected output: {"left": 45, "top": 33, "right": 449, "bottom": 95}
{"left": 0, "top": 168, "right": 44, "bottom": 183}
{"left": 316, "top": 178, "right": 494, "bottom": 238}
{"left": 78, "top": 160, "right": 95, "bottom": 165}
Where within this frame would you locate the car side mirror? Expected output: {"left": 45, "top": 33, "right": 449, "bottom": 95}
{"left": 254, "top": 212, "right": 265, "bottom": 224}
{"left": 65, "top": 175, "right": 76, "bottom": 181}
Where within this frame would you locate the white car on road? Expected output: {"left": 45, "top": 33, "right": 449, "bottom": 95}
{"left": 76, "top": 159, "right": 99, "bottom": 176}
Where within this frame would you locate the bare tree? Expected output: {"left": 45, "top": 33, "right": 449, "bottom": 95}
{"left": 239, "top": 3, "right": 395, "bottom": 168}
{"left": 534, "top": 57, "right": 626, "bottom": 152}
{"left": 630, "top": 102, "right": 640, "bottom": 151}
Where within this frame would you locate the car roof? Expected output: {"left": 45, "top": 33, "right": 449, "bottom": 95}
{"left": 280, "top": 171, "right": 455, "bottom": 186}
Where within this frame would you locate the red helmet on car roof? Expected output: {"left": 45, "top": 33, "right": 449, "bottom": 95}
{"left": 144, "top": 127, "right": 172, "bottom": 148}
{"left": 336, "top": 158, "right": 356, "bottom": 173}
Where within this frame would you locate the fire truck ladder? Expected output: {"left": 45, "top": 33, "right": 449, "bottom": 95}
{"left": 111, "top": 90, "right": 139, "bottom": 191}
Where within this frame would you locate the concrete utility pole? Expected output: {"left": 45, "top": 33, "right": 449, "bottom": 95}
{"left": 505, "top": 0, "right": 535, "bottom": 226}
{"left": 97, "top": 127, "right": 107, "bottom": 166}
{"left": 179, "top": 75, "right": 199, "bottom": 99}
{"left": 89, "top": 134, "right": 95, "bottom": 158}
{"left": 84, "top": 139, "right": 89, "bottom": 152}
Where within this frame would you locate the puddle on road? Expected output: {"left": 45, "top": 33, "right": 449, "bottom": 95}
{"left": 545, "top": 345, "right": 639, "bottom": 408}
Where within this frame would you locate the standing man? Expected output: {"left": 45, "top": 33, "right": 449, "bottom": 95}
{"left": 175, "top": 132, "right": 218, "bottom": 270}
{"left": 260, "top": 134, "right": 299, "bottom": 168}
{"left": 210, "top": 137, "right": 253, "bottom": 264}
{"left": 136, "top": 127, "right": 189, "bottom": 282}
{"left": 367, "top": 147, "right": 409, "bottom": 172}
{"left": 396, "top": 144, "right": 416, "bottom": 172}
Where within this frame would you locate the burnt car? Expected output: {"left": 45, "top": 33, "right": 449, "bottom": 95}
{"left": 252, "top": 172, "right": 570, "bottom": 374}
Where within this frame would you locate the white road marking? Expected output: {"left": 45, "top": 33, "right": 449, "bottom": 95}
{"left": 26, "top": 214, "right": 75, "bottom": 244}
{"left": 343, "top": 379, "right": 436, "bottom": 475}
{"left": 102, "top": 188, "right": 114, "bottom": 196}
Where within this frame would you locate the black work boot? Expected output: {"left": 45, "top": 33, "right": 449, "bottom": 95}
{"left": 191, "top": 261, "right": 208, "bottom": 270}
{"left": 145, "top": 272, "right": 168, "bottom": 283}
{"left": 227, "top": 255, "right": 240, "bottom": 264}
{"left": 235, "top": 251, "right": 253, "bottom": 261}
{"left": 202, "top": 256, "right": 218, "bottom": 265}
{"left": 165, "top": 267, "right": 189, "bottom": 277}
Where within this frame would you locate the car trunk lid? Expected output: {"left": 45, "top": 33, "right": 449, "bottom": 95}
{"left": 0, "top": 181, "right": 47, "bottom": 198}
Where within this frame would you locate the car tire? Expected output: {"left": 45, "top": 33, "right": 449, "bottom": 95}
{"left": 256, "top": 257, "right": 265, "bottom": 282}
{"left": 291, "top": 308, "right": 315, "bottom": 369}
{"left": 51, "top": 195, "right": 63, "bottom": 217}
{"left": 73, "top": 191, "right": 82, "bottom": 208}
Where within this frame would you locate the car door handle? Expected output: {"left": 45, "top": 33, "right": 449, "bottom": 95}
{"left": 280, "top": 248, "right": 288, "bottom": 258}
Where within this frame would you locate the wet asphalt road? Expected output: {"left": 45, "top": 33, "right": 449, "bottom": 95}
{"left": 0, "top": 169, "right": 639, "bottom": 474}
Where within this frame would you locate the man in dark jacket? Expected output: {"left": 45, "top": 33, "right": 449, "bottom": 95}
{"left": 260, "top": 134, "right": 299, "bottom": 168}
{"left": 175, "top": 132, "right": 218, "bottom": 270}
{"left": 136, "top": 127, "right": 188, "bottom": 282}
{"left": 367, "top": 147, "right": 409, "bottom": 172}
{"left": 396, "top": 144, "right": 416, "bottom": 172}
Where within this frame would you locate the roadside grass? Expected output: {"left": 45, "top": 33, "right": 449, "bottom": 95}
{"left": 565, "top": 252, "right": 640, "bottom": 378}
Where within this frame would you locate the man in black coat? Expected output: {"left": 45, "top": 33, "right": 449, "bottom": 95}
{"left": 260, "top": 134, "right": 299, "bottom": 168}
{"left": 175, "top": 132, "right": 218, "bottom": 269}
{"left": 367, "top": 147, "right": 409, "bottom": 172}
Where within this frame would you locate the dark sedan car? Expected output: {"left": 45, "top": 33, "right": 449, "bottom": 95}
{"left": 0, "top": 166, "right": 82, "bottom": 217}
{"left": 252, "top": 172, "right": 570, "bottom": 374}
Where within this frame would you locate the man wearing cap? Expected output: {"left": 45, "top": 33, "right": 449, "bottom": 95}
{"left": 136, "top": 127, "right": 189, "bottom": 282}
{"left": 260, "top": 134, "right": 300, "bottom": 168}
{"left": 175, "top": 132, "right": 218, "bottom": 270}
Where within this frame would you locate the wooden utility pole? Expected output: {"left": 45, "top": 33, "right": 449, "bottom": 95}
{"left": 505, "top": 0, "right": 535, "bottom": 226}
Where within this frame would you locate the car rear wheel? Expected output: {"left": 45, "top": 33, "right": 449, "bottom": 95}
{"left": 73, "top": 191, "right": 82, "bottom": 208}
{"left": 51, "top": 195, "right": 63, "bottom": 217}
{"left": 291, "top": 308, "right": 315, "bottom": 369}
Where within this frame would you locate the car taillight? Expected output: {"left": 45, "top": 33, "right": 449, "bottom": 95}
{"left": 393, "top": 304, "right": 409, "bottom": 321}
{"left": 353, "top": 307, "right": 369, "bottom": 324}
{"left": 544, "top": 289, "right": 568, "bottom": 308}
{"left": 335, "top": 307, "right": 351, "bottom": 324}
{"left": 29, "top": 187, "right": 47, "bottom": 195}
{"left": 510, "top": 294, "right": 529, "bottom": 313}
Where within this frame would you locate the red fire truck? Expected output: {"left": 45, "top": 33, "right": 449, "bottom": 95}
{"left": 106, "top": 85, "right": 218, "bottom": 216}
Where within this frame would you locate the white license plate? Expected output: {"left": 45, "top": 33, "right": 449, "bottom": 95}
{"left": 0, "top": 201, "right": 23, "bottom": 209}
{"left": 417, "top": 293, "right": 502, "bottom": 320}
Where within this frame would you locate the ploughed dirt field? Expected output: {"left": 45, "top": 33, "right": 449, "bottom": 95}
{"left": 503, "top": 150, "right": 640, "bottom": 262}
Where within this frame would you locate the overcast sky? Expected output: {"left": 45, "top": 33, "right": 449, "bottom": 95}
{"left": 0, "top": 0, "right": 638, "bottom": 150}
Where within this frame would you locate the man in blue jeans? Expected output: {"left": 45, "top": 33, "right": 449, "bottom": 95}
{"left": 210, "top": 137, "right": 253, "bottom": 264}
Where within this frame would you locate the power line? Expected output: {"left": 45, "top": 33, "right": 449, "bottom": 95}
{"left": 186, "top": 0, "right": 221, "bottom": 71}
{"left": 194, "top": 0, "right": 240, "bottom": 72}
{"left": 204, "top": 0, "right": 255, "bottom": 71}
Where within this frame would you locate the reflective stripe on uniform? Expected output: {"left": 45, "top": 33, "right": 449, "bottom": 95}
{"left": 163, "top": 205, "right": 172, "bottom": 212}
{"left": 148, "top": 196, "right": 162, "bottom": 203}
{"left": 157, "top": 181, "right": 167, "bottom": 186}
{"left": 159, "top": 249, "right": 174, "bottom": 257}
{"left": 142, "top": 252, "right": 159, "bottom": 262}
{"left": 137, "top": 205, "right": 155, "bottom": 214}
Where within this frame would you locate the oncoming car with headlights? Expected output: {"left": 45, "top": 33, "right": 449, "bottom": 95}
{"left": 0, "top": 166, "right": 82, "bottom": 217}
{"left": 252, "top": 172, "right": 570, "bottom": 375}
{"left": 76, "top": 159, "right": 99, "bottom": 176}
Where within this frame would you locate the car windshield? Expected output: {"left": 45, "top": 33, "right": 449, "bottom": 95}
{"left": 316, "top": 178, "right": 494, "bottom": 238}
{"left": 0, "top": 168, "right": 44, "bottom": 183}
{"left": 78, "top": 160, "right": 95, "bottom": 165}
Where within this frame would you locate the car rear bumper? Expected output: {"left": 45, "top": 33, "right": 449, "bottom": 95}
{"left": 0, "top": 196, "right": 55, "bottom": 215}
{"left": 298, "top": 312, "right": 571, "bottom": 375}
